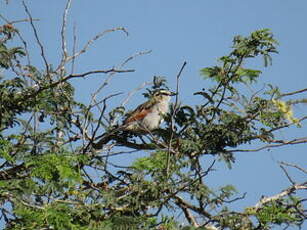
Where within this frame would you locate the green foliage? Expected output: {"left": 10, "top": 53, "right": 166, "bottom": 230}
{"left": 256, "top": 199, "right": 303, "bottom": 228}
{"left": 0, "top": 139, "right": 14, "bottom": 162}
{"left": 201, "top": 29, "right": 278, "bottom": 84}
{"left": 177, "top": 29, "right": 283, "bottom": 168}
{"left": 27, "top": 152, "right": 82, "bottom": 184}
{"left": 0, "top": 24, "right": 25, "bottom": 69}
{"left": 132, "top": 151, "right": 168, "bottom": 172}
{"left": 232, "top": 29, "right": 278, "bottom": 66}
{"left": 0, "top": 16, "right": 305, "bottom": 230}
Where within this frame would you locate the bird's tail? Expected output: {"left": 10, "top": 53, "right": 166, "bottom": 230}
{"left": 91, "top": 124, "right": 129, "bottom": 149}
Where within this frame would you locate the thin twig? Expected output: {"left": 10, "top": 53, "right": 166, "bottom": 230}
{"left": 61, "top": 0, "right": 72, "bottom": 63}
{"left": 84, "top": 93, "right": 123, "bottom": 153}
{"left": 166, "top": 61, "right": 187, "bottom": 176}
{"left": 209, "top": 56, "right": 244, "bottom": 123}
{"left": 21, "top": 68, "right": 134, "bottom": 101}
{"left": 120, "top": 81, "right": 152, "bottom": 108}
{"left": 279, "top": 88, "right": 307, "bottom": 98}
{"left": 92, "top": 50, "right": 152, "bottom": 101}
{"left": 22, "top": 1, "right": 50, "bottom": 75}
{"left": 254, "top": 182, "right": 307, "bottom": 211}
{"left": 121, "top": 50, "right": 152, "bottom": 67}
{"left": 279, "top": 164, "right": 296, "bottom": 185}
{"left": 16, "top": 30, "right": 31, "bottom": 67}
{"left": 0, "top": 14, "right": 40, "bottom": 24}
{"left": 63, "top": 27, "right": 129, "bottom": 67}
{"left": 279, "top": 161, "right": 307, "bottom": 174}
{"left": 173, "top": 195, "right": 211, "bottom": 220}
{"left": 65, "top": 68, "right": 134, "bottom": 80}
{"left": 99, "top": 149, "right": 139, "bottom": 158}
{"left": 222, "top": 192, "right": 247, "bottom": 203}
{"left": 229, "top": 137, "right": 307, "bottom": 153}
{"left": 89, "top": 50, "right": 152, "bottom": 130}
{"left": 71, "top": 22, "right": 77, "bottom": 74}
{"left": 265, "top": 115, "right": 307, "bottom": 133}
{"left": 108, "top": 81, "right": 151, "bottom": 128}
{"left": 175, "top": 195, "right": 199, "bottom": 227}
{"left": 174, "top": 61, "right": 187, "bottom": 109}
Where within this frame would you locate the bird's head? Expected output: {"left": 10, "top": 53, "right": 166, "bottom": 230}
{"left": 152, "top": 89, "right": 176, "bottom": 102}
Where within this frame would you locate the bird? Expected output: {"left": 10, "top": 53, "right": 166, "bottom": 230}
{"left": 92, "top": 89, "right": 176, "bottom": 149}
{"left": 123, "top": 89, "right": 176, "bottom": 133}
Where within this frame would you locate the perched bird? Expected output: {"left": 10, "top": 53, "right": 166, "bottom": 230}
{"left": 92, "top": 89, "right": 175, "bottom": 149}
{"left": 123, "top": 89, "right": 176, "bottom": 133}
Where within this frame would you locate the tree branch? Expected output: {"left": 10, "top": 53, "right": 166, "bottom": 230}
{"left": 167, "top": 61, "right": 187, "bottom": 175}
{"left": 279, "top": 163, "right": 296, "bottom": 185}
{"left": 91, "top": 50, "right": 152, "bottom": 112}
{"left": 279, "top": 161, "right": 307, "bottom": 174}
{"left": 174, "top": 195, "right": 199, "bottom": 227}
{"left": 21, "top": 68, "right": 134, "bottom": 101}
{"left": 22, "top": 1, "right": 50, "bottom": 75}
{"left": 62, "top": 27, "right": 128, "bottom": 68}
{"left": 60, "top": 0, "right": 73, "bottom": 67}
{"left": 229, "top": 137, "right": 307, "bottom": 153}
{"left": 254, "top": 182, "right": 307, "bottom": 211}
{"left": 280, "top": 87, "right": 307, "bottom": 98}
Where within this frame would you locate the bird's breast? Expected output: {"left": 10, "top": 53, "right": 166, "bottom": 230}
{"left": 141, "top": 101, "right": 169, "bottom": 130}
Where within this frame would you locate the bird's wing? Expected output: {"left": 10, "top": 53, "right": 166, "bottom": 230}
{"left": 124, "top": 100, "right": 154, "bottom": 124}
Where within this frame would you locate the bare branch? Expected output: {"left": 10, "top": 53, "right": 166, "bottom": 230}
{"left": 92, "top": 50, "right": 152, "bottom": 101}
{"left": 16, "top": 30, "right": 31, "bottom": 67}
{"left": 120, "top": 50, "right": 152, "bottom": 67}
{"left": 120, "top": 81, "right": 152, "bottom": 108}
{"left": 93, "top": 135, "right": 157, "bottom": 150}
{"left": 89, "top": 50, "right": 152, "bottom": 131}
{"left": 22, "top": 1, "right": 50, "bottom": 74}
{"left": 71, "top": 22, "right": 77, "bottom": 74}
{"left": 279, "top": 164, "right": 296, "bottom": 185}
{"left": 223, "top": 192, "right": 247, "bottom": 203}
{"left": 175, "top": 195, "right": 199, "bottom": 227}
{"left": 280, "top": 87, "right": 307, "bottom": 98}
{"left": 84, "top": 92, "right": 123, "bottom": 152}
{"left": 0, "top": 164, "right": 27, "bottom": 180}
{"left": 268, "top": 116, "right": 307, "bottom": 133}
{"left": 64, "top": 27, "right": 128, "bottom": 65}
{"left": 279, "top": 161, "right": 307, "bottom": 174}
{"left": 254, "top": 182, "right": 307, "bottom": 211}
{"left": 60, "top": 0, "right": 73, "bottom": 64}
{"left": 174, "top": 61, "right": 187, "bottom": 109}
{"left": 65, "top": 68, "right": 134, "bottom": 81}
{"left": 230, "top": 137, "right": 307, "bottom": 153}
{"left": 173, "top": 195, "right": 211, "bottom": 221}
{"left": 20, "top": 68, "right": 133, "bottom": 102}
{"left": 167, "top": 61, "right": 187, "bottom": 176}
{"left": 106, "top": 81, "right": 151, "bottom": 128}
{"left": 0, "top": 14, "right": 40, "bottom": 24}
{"left": 61, "top": 0, "right": 71, "bottom": 60}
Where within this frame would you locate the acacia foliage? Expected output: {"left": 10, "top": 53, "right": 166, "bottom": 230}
{"left": 0, "top": 4, "right": 306, "bottom": 230}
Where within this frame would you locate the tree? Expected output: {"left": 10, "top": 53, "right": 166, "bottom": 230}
{"left": 0, "top": 1, "right": 306, "bottom": 229}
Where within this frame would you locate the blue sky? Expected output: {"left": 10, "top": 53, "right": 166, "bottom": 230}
{"left": 2, "top": 0, "right": 307, "bottom": 228}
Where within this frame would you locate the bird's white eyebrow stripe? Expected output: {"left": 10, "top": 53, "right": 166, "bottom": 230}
{"left": 158, "top": 92, "right": 171, "bottom": 95}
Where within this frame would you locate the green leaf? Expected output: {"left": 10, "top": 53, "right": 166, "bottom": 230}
{"left": 0, "top": 139, "right": 14, "bottom": 162}
{"left": 200, "top": 66, "right": 224, "bottom": 82}
{"left": 132, "top": 151, "right": 167, "bottom": 171}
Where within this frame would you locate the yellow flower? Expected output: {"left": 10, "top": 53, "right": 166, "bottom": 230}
{"left": 272, "top": 99, "right": 288, "bottom": 113}
{"left": 272, "top": 99, "right": 300, "bottom": 125}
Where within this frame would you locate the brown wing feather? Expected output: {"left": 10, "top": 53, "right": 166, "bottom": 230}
{"left": 124, "top": 107, "right": 152, "bottom": 124}
{"left": 123, "top": 98, "right": 157, "bottom": 125}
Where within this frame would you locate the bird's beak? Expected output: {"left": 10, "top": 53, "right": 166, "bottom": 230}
{"left": 170, "top": 92, "right": 177, "bottom": 96}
